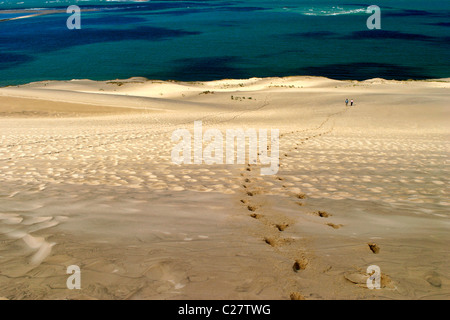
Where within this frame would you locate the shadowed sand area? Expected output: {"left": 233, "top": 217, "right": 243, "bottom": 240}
{"left": 0, "top": 76, "right": 448, "bottom": 299}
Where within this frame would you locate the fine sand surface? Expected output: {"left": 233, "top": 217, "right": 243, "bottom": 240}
{"left": 0, "top": 76, "right": 448, "bottom": 300}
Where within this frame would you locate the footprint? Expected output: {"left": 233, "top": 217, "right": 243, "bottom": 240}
{"left": 296, "top": 193, "right": 307, "bottom": 199}
{"left": 290, "top": 292, "right": 306, "bottom": 300}
{"left": 368, "top": 243, "right": 380, "bottom": 254}
{"left": 424, "top": 271, "right": 441, "bottom": 288}
{"left": 344, "top": 272, "right": 368, "bottom": 286}
{"left": 264, "top": 237, "right": 276, "bottom": 247}
{"left": 345, "top": 270, "right": 394, "bottom": 289}
{"left": 293, "top": 257, "right": 308, "bottom": 272}
{"left": 275, "top": 223, "right": 289, "bottom": 231}
{"left": 250, "top": 213, "right": 262, "bottom": 219}
{"left": 313, "top": 211, "right": 331, "bottom": 218}
{"left": 247, "top": 205, "right": 257, "bottom": 212}
{"left": 326, "top": 223, "right": 342, "bottom": 229}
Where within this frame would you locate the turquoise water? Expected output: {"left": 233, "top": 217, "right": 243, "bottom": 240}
{"left": 0, "top": 0, "right": 449, "bottom": 86}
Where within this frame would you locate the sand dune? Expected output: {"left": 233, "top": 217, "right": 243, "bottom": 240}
{"left": 0, "top": 77, "right": 448, "bottom": 299}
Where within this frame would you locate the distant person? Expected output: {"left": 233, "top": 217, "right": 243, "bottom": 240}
{"left": 345, "top": 99, "right": 349, "bottom": 106}
{"left": 350, "top": 99, "right": 354, "bottom": 106}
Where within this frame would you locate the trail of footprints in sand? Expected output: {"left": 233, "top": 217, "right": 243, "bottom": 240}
{"left": 0, "top": 98, "right": 273, "bottom": 278}
{"left": 237, "top": 107, "right": 382, "bottom": 299}
{"left": 0, "top": 98, "right": 270, "bottom": 163}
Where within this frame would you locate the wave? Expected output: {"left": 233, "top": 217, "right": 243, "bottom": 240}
{"left": 280, "top": 6, "right": 367, "bottom": 17}
{"left": 304, "top": 8, "right": 366, "bottom": 16}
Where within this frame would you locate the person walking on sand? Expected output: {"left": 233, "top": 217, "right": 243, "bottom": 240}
{"left": 350, "top": 99, "right": 354, "bottom": 106}
{"left": 345, "top": 98, "right": 349, "bottom": 107}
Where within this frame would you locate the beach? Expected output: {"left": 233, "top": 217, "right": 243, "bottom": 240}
{"left": 0, "top": 76, "right": 448, "bottom": 299}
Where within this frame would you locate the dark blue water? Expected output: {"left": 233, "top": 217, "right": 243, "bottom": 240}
{"left": 0, "top": 0, "right": 449, "bottom": 86}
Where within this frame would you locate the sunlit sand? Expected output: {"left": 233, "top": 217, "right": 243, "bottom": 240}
{"left": 0, "top": 76, "right": 448, "bottom": 299}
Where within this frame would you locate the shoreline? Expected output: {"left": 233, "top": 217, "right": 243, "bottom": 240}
{"left": 1, "top": 75, "right": 449, "bottom": 89}
{"left": 0, "top": 8, "right": 99, "bottom": 22}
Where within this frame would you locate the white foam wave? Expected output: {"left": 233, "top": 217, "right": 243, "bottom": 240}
{"left": 303, "top": 7, "right": 366, "bottom": 16}
{"left": 281, "top": 6, "right": 367, "bottom": 17}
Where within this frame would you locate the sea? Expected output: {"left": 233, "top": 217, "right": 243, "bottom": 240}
{"left": 0, "top": 0, "right": 449, "bottom": 86}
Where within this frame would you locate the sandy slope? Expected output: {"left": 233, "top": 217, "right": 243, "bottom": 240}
{"left": 0, "top": 77, "right": 448, "bottom": 300}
